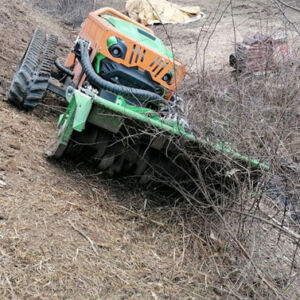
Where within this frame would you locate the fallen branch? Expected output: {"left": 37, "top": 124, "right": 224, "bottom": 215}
{"left": 68, "top": 219, "right": 99, "bottom": 255}
{"left": 117, "top": 205, "right": 165, "bottom": 227}
{"left": 214, "top": 207, "right": 282, "bottom": 297}
{"left": 275, "top": 0, "right": 300, "bottom": 13}
{"left": 225, "top": 208, "right": 300, "bottom": 240}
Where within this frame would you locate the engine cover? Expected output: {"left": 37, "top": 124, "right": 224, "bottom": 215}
{"left": 99, "top": 58, "right": 164, "bottom": 96}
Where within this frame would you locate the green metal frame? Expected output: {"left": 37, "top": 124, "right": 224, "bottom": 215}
{"left": 57, "top": 88, "right": 270, "bottom": 171}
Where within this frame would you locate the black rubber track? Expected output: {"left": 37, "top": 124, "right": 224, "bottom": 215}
{"left": 7, "top": 28, "right": 58, "bottom": 110}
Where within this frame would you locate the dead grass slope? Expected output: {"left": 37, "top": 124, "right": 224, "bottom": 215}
{"left": 0, "top": 1, "right": 300, "bottom": 299}
{"left": 0, "top": 2, "right": 225, "bottom": 299}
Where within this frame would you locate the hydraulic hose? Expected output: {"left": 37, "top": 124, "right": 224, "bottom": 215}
{"left": 55, "top": 59, "right": 74, "bottom": 78}
{"left": 76, "top": 39, "right": 172, "bottom": 109}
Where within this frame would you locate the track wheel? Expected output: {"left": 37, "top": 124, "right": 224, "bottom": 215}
{"left": 45, "top": 123, "right": 69, "bottom": 159}
{"left": 8, "top": 28, "right": 58, "bottom": 110}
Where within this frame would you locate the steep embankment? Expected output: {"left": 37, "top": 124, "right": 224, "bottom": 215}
{"left": 0, "top": 2, "right": 212, "bottom": 299}
{"left": 1, "top": 1, "right": 299, "bottom": 299}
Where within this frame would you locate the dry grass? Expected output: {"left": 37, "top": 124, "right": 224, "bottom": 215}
{"left": 23, "top": 0, "right": 124, "bottom": 25}
{"left": 0, "top": 108, "right": 230, "bottom": 298}
{"left": 1, "top": 0, "right": 300, "bottom": 299}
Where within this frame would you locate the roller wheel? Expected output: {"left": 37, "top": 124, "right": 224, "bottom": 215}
{"left": 45, "top": 136, "right": 68, "bottom": 159}
{"left": 8, "top": 28, "right": 58, "bottom": 110}
{"left": 45, "top": 120, "right": 69, "bottom": 159}
{"left": 229, "top": 53, "right": 237, "bottom": 69}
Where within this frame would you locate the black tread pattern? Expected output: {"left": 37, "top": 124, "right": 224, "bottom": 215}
{"left": 8, "top": 29, "right": 58, "bottom": 110}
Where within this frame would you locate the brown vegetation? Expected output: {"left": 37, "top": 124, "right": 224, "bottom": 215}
{"left": 0, "top": 0, "right": 299, "bottom": 299}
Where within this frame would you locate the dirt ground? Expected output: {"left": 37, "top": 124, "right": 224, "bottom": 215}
{"left": 0, "top": 0, "right": 300, "bottom": 299}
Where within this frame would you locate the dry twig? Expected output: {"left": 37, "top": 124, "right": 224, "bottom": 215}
{"left": 68, "top": 219, "right": 99, "bottom": 255}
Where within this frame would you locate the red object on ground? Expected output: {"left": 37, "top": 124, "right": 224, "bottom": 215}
{"left": 230, "top": 33, "right": 293, "bottom": 74}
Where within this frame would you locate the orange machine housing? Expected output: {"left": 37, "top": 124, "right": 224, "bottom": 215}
{"left": 65, "top": 8, "right": 187, "bottom": 100}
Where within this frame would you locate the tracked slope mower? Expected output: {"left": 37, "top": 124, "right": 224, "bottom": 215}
{"left": 8, "top": 8, "right": 269, "bottom": 198}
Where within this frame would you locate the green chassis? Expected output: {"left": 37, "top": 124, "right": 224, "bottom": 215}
{"left": 50, "top": 87, "right": 269, "bottom": 174}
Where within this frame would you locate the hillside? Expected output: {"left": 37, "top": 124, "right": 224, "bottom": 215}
{"left": 0, "top": 0, "right": 299, "bottom": 299}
